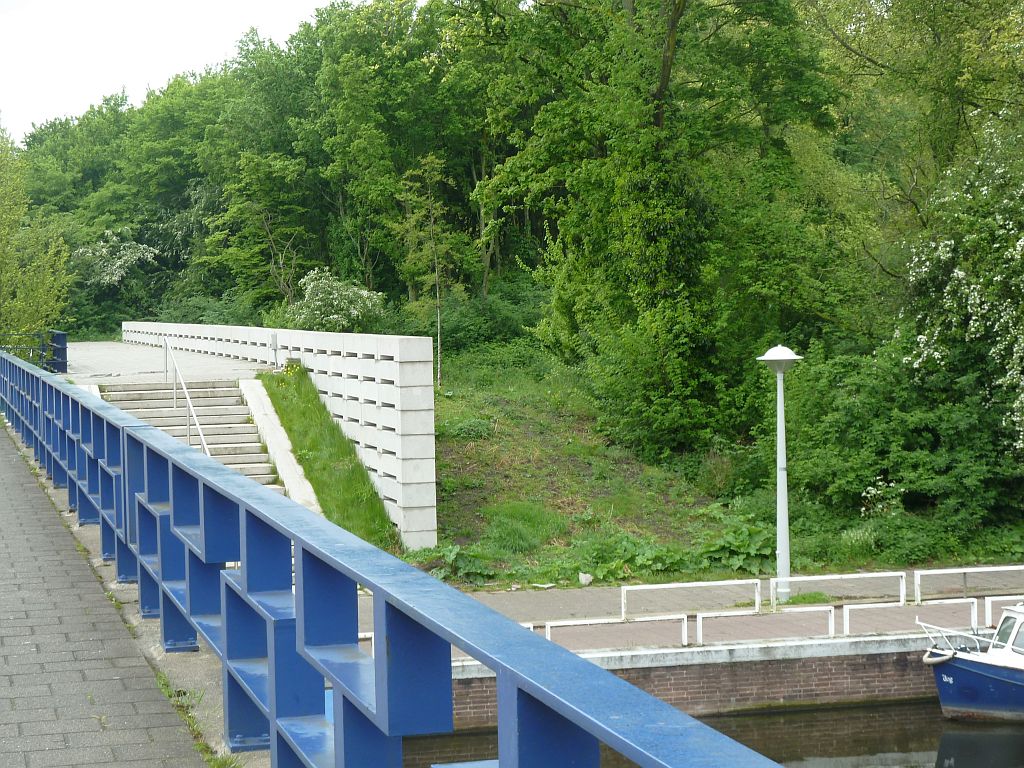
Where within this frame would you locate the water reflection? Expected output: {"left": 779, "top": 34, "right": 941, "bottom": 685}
{"left": 703, "top": 700, "right": 943, "bottom": 767}
{"left": 935, "top": 727, "right": 1024, "bottom": 768}
{"left": 401, "top": 701, "right": 1024, "bottom": 767}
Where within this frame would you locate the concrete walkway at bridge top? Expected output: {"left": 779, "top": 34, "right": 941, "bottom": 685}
{"left": 67, "top": 340, "right": 269, "bottom": 386}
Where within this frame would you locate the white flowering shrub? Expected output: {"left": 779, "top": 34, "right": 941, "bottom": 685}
{"left": 859, "top": 476, "right": 904, "bottom": 518}
{"left": 73, "top": 230, "right": 159, "bottom": 287}
{"left": 284, "top": 268, "right": 386, "bottom": 333}
{"left": 904, "top": 117, "right": 1024, "bottom": 451}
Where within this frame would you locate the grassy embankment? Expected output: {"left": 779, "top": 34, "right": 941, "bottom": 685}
{"left": 259, "top": 363, "right": 399, "bottom": 551}
{"left": 408, "top": 339, "right": 716, "bottom": 585}
{"left": 265, "top": 338, "right": 1023, "bottom": 588}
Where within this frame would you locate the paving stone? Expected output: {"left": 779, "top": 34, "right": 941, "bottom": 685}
{"left": 0, "top": 431, "right": 204, "bottom": 767}
{"left": 25, "top": 746, "right": 116, "bottom": 767}
{"left": 0, "top": 735, "right": 64, "bottom": 753}
{"left": 18, "top": 718, "right": 103, "bottom": 737}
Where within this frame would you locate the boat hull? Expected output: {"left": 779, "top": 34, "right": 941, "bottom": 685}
{"left": 927, "top": 650, "right": 1024, "bottom": 721}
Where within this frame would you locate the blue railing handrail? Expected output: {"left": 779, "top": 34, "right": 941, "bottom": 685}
{"left": 0, "top": 348, "right": 780, "bottom": 768}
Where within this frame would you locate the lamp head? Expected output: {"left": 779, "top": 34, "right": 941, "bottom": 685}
{"left": 757, "top": 345, "right": 802, "bottom": 375}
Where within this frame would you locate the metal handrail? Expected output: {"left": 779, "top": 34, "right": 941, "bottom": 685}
{"left": 162, "top": 337, "right": 210, "bottom": 456}
{"left": 769, "top": 570, "right": 907, "bottom": 611}
{"left": 917, "top": 620, "right": 991, "bottom": 654}
{"left": 914, "top": 564, "right": 1024, "bottom": 604}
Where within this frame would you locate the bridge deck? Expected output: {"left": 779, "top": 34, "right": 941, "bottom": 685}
{"left": 0, "top": 428, "right": 205, "bottom": 768}
{"left": 67, "top": 341, "right": 269, "bottom": 386}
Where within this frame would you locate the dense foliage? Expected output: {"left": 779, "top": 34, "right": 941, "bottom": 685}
{"left": 6, "top": 0, "right": 1024, "bottom": 562}
{"left": 0, "top": 129, "right": 69, "bottom": 338}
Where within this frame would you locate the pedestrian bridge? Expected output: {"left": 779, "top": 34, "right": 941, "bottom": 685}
{"left": 0, "top": 347, "right": 779, "bottom": 768}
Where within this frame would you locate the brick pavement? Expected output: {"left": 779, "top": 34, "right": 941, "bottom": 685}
{"left": 0, "top": 429, "right": 205, "bottom": 768}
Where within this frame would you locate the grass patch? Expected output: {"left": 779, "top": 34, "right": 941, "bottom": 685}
{"left": 406, "top": 339, "right": 704, "bottom": 586}
{"left": 259, "top": 362, "right": 400, "bottom": 552}
{"left": 784, "top": 591, "right": 834, "bottom": 605}
{"left": 480, "top": 501, "right": 568, "bottom": 556}
{"left": 155, "top": 671, "right": 243, "bottom": 768}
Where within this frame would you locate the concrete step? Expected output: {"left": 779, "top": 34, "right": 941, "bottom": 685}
{"left": 100, "top": 379, "right": 239, "bottom": 393}
{"left": 104, "top": 387, "right": 243, "bottom": 403}
{"left": 111, "top": 396, "right": 243, "bottom": 410}
{"left": 205, "top": 443, "right": 266, "bottom": 458}
{"left": 231, "top": 463, "right": 275, "bottom": 477}
{"left": 172, "top": 433, "right": 260, "bottom": 448}
{"left": 247, "top": 474, "right": 279, "bottom": 485}
{"left": 216, "top": 454, "right": 272, "bottom": 469}
{"left": 121, "top": 404, "right": 251, "bottom": 418}
{"left": 140, "top": 413, "right": 252, "bottom": 428}
{"left": 163, "top": 423, "right": 258, "bottom": 439}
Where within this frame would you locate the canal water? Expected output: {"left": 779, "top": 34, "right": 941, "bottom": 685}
{"left": 403, "top": 700, "right": 1024, "bottom": 767}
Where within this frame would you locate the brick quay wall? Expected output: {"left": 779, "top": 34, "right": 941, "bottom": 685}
{"left": 450, "top": 636, "right": 936, "bottom": 729}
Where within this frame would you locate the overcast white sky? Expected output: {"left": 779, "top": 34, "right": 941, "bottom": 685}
{"left": 0, "top": 0, "right": 327, "bottom": 145}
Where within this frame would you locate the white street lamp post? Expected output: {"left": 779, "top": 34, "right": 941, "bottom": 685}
{"left": 757, "top": 345, "right": 802, "bottom": 603}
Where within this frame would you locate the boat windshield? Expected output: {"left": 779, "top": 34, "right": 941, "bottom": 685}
{"left": 993, "top": 615, "right": 1017, "bottom": 649}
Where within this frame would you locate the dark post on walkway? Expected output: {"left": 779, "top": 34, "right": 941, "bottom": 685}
{"left": 0, "top": 330, "right": 67, "bottom": 374}
{"left": 0, "top": 347, "right": 782, "bottom": 768}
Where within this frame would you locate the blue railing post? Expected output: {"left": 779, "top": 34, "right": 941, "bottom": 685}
{"left": 48, "top": 330, "right": 68, "bottom": 374}
{"left": 498, "top": 672, "right": 600, "bottom": 767}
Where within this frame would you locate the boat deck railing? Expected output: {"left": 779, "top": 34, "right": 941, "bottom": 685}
{"left": 918, "top": 620, "right": 994, "bottom": 654}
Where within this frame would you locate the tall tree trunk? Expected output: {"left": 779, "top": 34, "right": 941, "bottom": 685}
{"left": 653, "top": 0, "right": 689, "bottom": 129}
{"left": 429, "top": 206, "right": 442, "bottom": 386}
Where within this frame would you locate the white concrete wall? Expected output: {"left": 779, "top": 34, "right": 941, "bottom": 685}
{"left": 122, "top": 322, "right": 437, "bottom": 549}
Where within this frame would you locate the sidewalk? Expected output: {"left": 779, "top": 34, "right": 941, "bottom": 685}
{"left": 0, "top": 430, "right": 205, "bottom": 768}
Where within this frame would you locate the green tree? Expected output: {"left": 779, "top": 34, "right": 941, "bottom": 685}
{"left": 0, "top": 129, "right": 70, "bottom": 337}
{"left": 394, "top": 153, "right": 478, "bottom": 382}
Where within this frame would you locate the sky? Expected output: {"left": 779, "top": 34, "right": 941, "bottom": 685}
{"left": 0, "top": 0, "right": 328, "bottom": 145}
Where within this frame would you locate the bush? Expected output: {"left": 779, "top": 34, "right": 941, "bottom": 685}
{"left": 570, "top": 529, "right": 687, "bottom": 582}
{"left": 269, "top": 268, "right": 386, "bottom": 333}
{"left": 782, "top": 338, "right": 1024, "bottom": 535}
{"left": 697, "top": 508, "right": 775, "bottom": 575}
{"left": 584, "top": 310, "right": 720, "bottom": 459}
{"left": 155, "top": 286, "right": 262, "bottom": 326}
{"left": 380, "top": 273, "right": 546, "bottom": 353}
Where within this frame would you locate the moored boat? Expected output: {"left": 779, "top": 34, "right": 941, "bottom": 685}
{"left": 920, "top": 604, "right": 1024, "bottom": 721}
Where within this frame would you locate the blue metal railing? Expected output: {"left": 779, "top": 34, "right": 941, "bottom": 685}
{"left": 0, "top": 349, "right": 780, "bottom": 768}
{"left": 0, "top": 329, "right": 67, "bottom": 373}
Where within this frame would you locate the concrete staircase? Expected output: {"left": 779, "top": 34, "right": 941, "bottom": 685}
{"left": 100, "top": 380, "right": 279, "bottom": 487}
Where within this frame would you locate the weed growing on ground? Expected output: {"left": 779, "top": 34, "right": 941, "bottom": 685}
{"left": 155, "top": 671, "right": 243, "bottom": 768}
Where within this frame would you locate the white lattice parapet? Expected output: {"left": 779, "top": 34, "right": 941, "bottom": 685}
{"left": 121, "top": 322, "right": 437, "bottom": 549}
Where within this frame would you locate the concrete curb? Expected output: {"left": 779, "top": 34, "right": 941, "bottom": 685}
{"left": 451, "top": 633, "right": 932, "bottom": 679}
{"left": 239, "top": 377, "right": 322, "bottom": 514}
